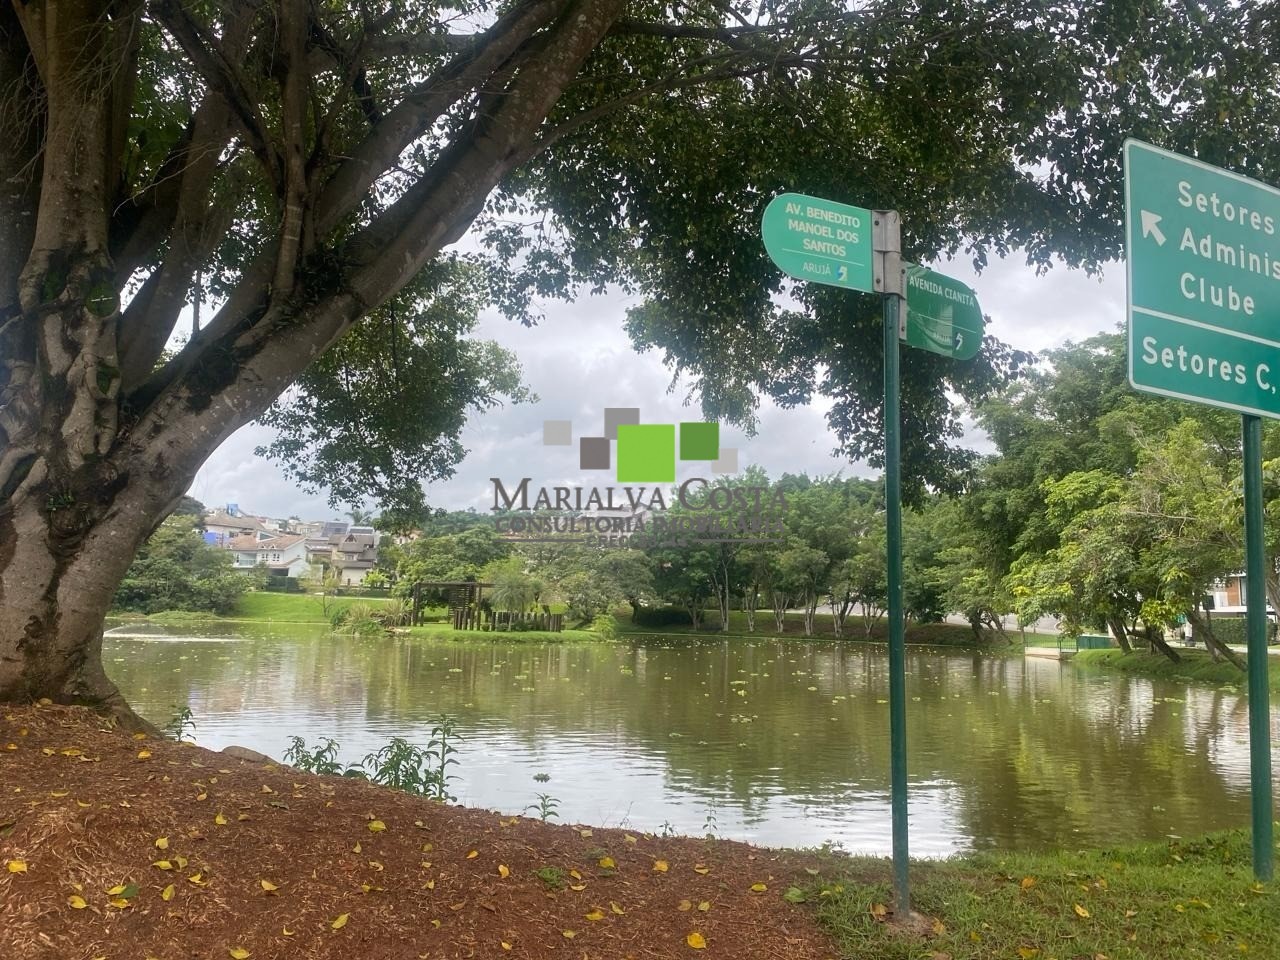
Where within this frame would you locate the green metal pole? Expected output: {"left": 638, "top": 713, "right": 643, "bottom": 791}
{"left": 884, "top": 292, "right": 910, "bottom": 914}
{"left": 1242, "top": 414, "right": 1274, "bottom": 882}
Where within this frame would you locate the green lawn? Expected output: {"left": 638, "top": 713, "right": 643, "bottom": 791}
{"left": 618, "top": 609, "right": 996, "bottom": 647}
{"left": 812, "top": 830, "right": 1277, "bottom": 960}
{"left": 1074, "top": 648, "right": 1280, "bottom": 695}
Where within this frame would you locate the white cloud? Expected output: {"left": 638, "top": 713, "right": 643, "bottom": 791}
{"left": 191, "top": 256, "right": 1125, "bottom": 518}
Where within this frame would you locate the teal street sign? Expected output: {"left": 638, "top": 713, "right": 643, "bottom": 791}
{"left": 1125, "top": 139, "right": 1280, "bottom": 417}
{"left": 901, "top": 264, "right": 983, "bottom": 360}
{"left": 761, "top": 192, "right": 874, "bottom": 292}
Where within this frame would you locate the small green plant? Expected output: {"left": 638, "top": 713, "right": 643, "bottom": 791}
{"left": 283, "top": 736, "right": 349, "bottom": 775}
{"left": 702, "top": 803, "right": 719, "bottom": 839}
{"left": 535, "top": 866, "right": 565, "bottom": 890}
{"left": 526, "top": 792, "right": 560, "bottom": 821}
{"left": 659, "top": 820, "right": 676, "bottom": 838}
{"left": 362, "top": 715, "right": 460, "bottom": 801}
{"left": 162, "top": 705, "right": 196, "bottom": 742}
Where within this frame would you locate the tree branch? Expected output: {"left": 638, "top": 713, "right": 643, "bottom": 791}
{"left": 151, "top": 0, "right": 282, "bottom": 189}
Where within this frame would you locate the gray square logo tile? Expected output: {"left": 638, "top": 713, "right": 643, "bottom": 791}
{"left": 712, "top": 447, "right": 739, "bottom": 474}
{"left": 603, "top": 407, "right": 640, "bottom": 439}
{"left": 580, "top": 436, "right": 610, "bottom": 470}
{"left": 543, "top": 419, "right": 572, "bottom": 446}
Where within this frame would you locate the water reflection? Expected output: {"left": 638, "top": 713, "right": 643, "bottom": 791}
{"left": 103, "top": 623, "right": 1279, "bottom": 855}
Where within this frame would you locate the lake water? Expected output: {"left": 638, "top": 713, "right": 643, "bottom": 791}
{"left": 103, "top": 622, "right": 1279, "bottom": 856}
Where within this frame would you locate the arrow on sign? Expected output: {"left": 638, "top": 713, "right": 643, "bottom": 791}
{"left": 1140, "top": 210, "right": 1166, "bottom": 246}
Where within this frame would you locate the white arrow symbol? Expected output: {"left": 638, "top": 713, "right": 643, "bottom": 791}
{"left": 1140, "top": 210, "right": 1166, "bottom": 246}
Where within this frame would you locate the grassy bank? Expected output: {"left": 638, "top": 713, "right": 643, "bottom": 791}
{"left": 114, "top": 591, "right": 420, "bottom": 625}
{"left": 1073, "top": 648, "right": 1280, "bottom": 695}
{"left": 815, "top": 829, "right": 1276, "bottom": 959}
{"left": 619, "top": 609, "right": 997, "bottom": 647}
{"left": 401, "top": 625, "right": 599, "bottom": 643}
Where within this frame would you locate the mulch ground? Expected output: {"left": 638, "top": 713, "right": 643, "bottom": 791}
{"left": 1, "top": 704, "right": 843, "bottom": 960}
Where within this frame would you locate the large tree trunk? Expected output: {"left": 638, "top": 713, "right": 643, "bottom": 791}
{"left": 1188, "top": 609, "right": 1246, "bottom": 671}
{"left": 1106, "top": 616, "right": 1134, "bottom": 654}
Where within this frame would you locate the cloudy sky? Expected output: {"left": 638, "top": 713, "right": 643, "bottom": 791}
{"left": 188, "top": 253, "right": 1127, "bottom": 521}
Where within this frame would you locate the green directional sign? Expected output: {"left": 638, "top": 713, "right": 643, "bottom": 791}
{"left": 901, "top": 264, "right": 983, "bottom": 360}
{"left": 1125, "top": 139, "right": 1280, "bottom": 417}
{"left": 761, "top": 192, "right": 874, "bottom": 292}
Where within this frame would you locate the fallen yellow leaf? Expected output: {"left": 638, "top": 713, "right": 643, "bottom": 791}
{"left": 155, "top": 837, "right": 169, "bottom": 850}
{"left": 282, "top": 928, "right": 294, "bottom": 937}
{"left": 497, "top": 864, "right": 510, "bottom": 878}
{"left": 7, "top": 860, "right": 27, "bottom": 874}
{"left": 161, "top": 884, "right": 175, "bottom": 902}
{"left": 653, "top": 860, "right": 669, "bottom": 873}
{"left": 229, "top": 948, "right": 251, "bottom": 959}
{"left": 697, "top": 901, "right": 710, "bottom": 912}
{"left": 501, "top": 943, "right": 511, "bottom": 951}
{"left": 137, "top": 749, "right": 152, "bottom": 759}
{"left": 1021, "top": 876, "right": 1036, "bottom": 890}
{"left": 367, "top": 820, "right": 386, "bottom": 832}
{"left": 353, "top": 841, "right": 362, "bottom": 854}
{"left": 260, "top": 879, "right": 279, "bottom": 893}
{"left": 68, "top": 894, "right": 88, "bottom": 909}
{"left": 693, "top": 864, "right": 710, "bottom": 875}
{"left": 214, "top": 813, "right": 228, "bottom": 825}
{"left": 331, "top": 913, "right": 350, "bottom": 930}
{"left": 569, "top": 883, "right": 586, "bottom": 891}
{"left": 610, "top": 901, "right": 625, "bottom": 915}
{"left": 1074, "top": 904, "right": 1091, "bottom": 919}
{"left": 678, "top": 899, "right": 693, "bottom": 911}
{"left": 585, "top": 908, "right": 605, "bottom": 921}
{"left": 562, "top": 930, "right": 576, "bottom": 939}
{"left": 687, "top": 932, "right": 707, "bottom": 949}
{"left": 750, "top": 882, "right": 767, "bottom": 893}
{"left": 1017, "top": 948, "right": 1040, "bottom": 959}
{"left": 598, "top": 856, "right": 616, "bottom": 869}
{"left": 109, "top": 898, "right": 131, "bottom": 909}
{"left": 106, "top": 884, "right": 128, "bottom": 896}
{"left": 466, "top": 850, "right": 478, "bottom": 859}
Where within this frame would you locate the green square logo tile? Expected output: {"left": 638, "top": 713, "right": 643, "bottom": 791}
{"left": 679, "top": 422, "right": 719, "bottom": 460}
{"left": 616, "top": 424, "right": 675, "bottom": 482}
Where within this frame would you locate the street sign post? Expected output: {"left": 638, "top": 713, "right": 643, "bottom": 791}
{"left": 762, "top": 192, "right": 875, "bottom": 293}
{"left": 1124, "top": 138, "right": 1275, "bottom": 881}
{"left": 902, "top": 264, "right": 983, "bottom": 360}
{"left": 761, "top": 193, "right": 914, "bottom": 917}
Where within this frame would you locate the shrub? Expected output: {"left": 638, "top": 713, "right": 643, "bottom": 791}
{"left": 590, "top": 613, "right": 619, "bottom": 640}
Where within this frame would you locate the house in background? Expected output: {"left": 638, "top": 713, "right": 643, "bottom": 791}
{"left": 305, "top": 530, "right": 379, "bottom": 585}
{"left": 226, "top": 532, "right": 310, "bottom": 577}
{"left": 203, "top": 507, "right": 269, "bottom": 545}
{"left": 1209, "top": 574, "right": 1276, "bottom": 618}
